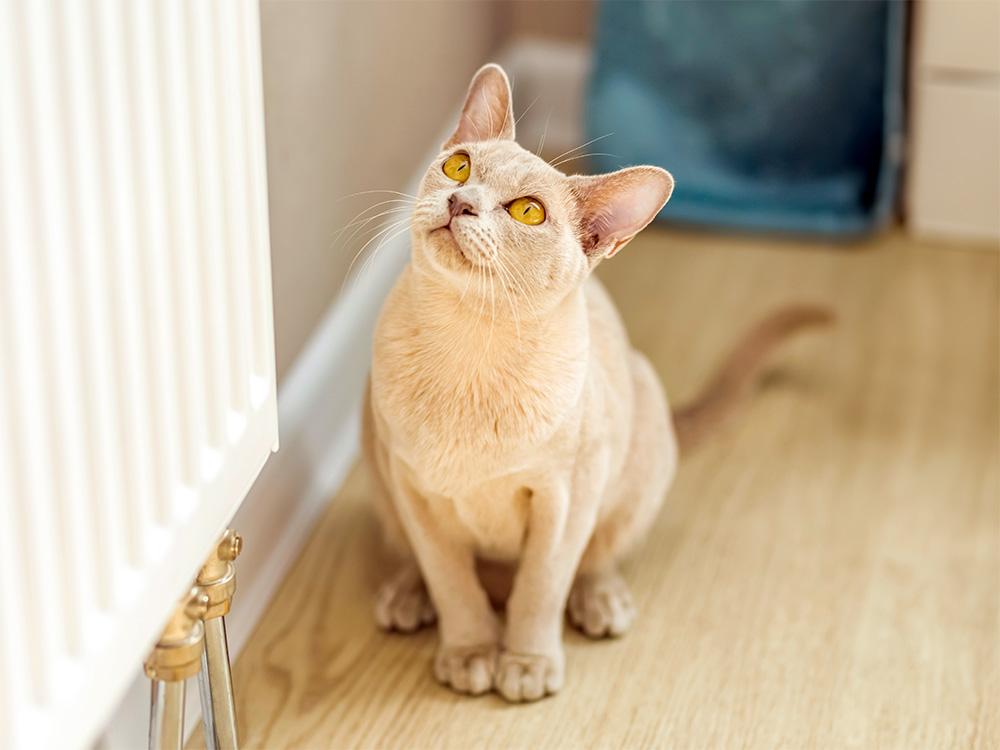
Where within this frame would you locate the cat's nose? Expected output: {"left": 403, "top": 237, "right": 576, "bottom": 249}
{"left": 448, "top": 193, "right": 478, "bottom": 218}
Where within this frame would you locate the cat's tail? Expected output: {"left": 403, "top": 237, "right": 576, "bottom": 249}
{"left": 671, "top": 305, "right": 834, "bottom": 453}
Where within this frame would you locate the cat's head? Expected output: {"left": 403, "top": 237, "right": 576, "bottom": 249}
{"left": 411, "top": 64, "right": 673, "bottom": 313}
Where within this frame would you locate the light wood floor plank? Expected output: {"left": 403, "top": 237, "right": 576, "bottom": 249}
{"left": 191, "top": 229, "right": 998, "bottom": 749}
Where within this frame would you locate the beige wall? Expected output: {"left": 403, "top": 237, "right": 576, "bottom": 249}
{"left": 261, "top": 0, "right": 501, "bottom": 378}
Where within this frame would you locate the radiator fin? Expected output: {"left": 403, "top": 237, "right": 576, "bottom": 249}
{"left": 0, "top": 3, "right": 277, "bottom": 749}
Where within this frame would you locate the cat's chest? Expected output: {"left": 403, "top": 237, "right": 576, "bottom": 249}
{"left": 373, "top": 337, "right": 585, "bottom": 493}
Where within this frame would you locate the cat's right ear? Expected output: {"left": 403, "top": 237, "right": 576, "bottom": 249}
{"left": 444, "top": 64, "right": 515, "bottom": 148}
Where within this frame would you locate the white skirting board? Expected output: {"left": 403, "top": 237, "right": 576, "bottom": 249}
{"left": 98, "top": 37, "right": 588, "bottom": 748}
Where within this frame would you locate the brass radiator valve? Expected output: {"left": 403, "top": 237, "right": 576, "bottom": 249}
{"left": 197, "top": 530, "right": 243, "bottom": 620}
{"left": 144, "top": 587, "right": 210, "bottom": 682}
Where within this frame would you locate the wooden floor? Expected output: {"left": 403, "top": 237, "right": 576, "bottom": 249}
{"left": 191, "top": 229, "right": 999, "bottom": 749}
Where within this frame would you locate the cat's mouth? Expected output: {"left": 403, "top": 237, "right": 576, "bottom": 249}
{"left": 431, "top": 223, "right": 479, "bottom": 267}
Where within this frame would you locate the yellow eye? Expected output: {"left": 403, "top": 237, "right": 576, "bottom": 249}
{"left": 442, "top": 152, "right": 471, "bottom": 182}
{"left": 507, "top": 197, "right": 546, "bottom": 225}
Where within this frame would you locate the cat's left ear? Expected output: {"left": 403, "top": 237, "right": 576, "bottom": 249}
{"left": 569, "top": 166, "right": 674, "bottom": 259}
{"left": 444, "top": 63, "right": 515, "bottom": 148}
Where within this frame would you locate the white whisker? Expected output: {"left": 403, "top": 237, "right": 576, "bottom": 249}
{"left": 493, "top": 256, "right": 522, "bottom": 343}
{"left": 336, "top": 188, "right": 419, "bottom": 202}
{"left": 357, "top": 222, "right": 411, "bottom": 281}
{"left": 536, "top": 107, "right": 553, "bottom": 157}
{"left": 338, "top": 198, "right": 414, "bottom": 228}
{"left": 499, "top": 87, "right": 515, "bottom": 137}
{"left": 515, "top": 95, "right": 540, "bottom": 128}
{"left": 463, "top": 111, "right": 483, "bottom": 142}
{"left": 332, "top": 205, "right": 412, "bottom": 251}
{"left": 476, "top": 258, "right": 489, "bottom": 323}
{"left": 484, "top": 264, "right": 497, "bottom": 353}
{"left": 501, "top": 253, "right": 540, "bottom": 313}
{"left": 457, "top": 258, "right": 475, "bottom": 306}
{"left": 481, "top": 89, "right": 495, "bottom": 138}
{"left": 340, "top": 217, "right": 410, "bottom": 294}
{"left": 551, "top": 152, "right": 619, "bottom": 170}
{"left": 548, "top": 133, "right": 615, "bottom": 167}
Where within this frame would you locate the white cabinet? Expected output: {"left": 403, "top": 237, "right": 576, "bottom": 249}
{"left": 907, "top": 0, "right": 1000, "bottom": 243}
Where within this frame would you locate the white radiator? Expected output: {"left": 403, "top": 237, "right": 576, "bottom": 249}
{"left": 0, "top": 2, "right": 278, "bottom": 749}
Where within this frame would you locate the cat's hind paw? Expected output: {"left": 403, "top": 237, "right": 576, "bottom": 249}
{"left": 568, "top": 571, "right": 635, "bottom": 638}
{"left": 374, "top": 567, "right": 436, "bottom": 633}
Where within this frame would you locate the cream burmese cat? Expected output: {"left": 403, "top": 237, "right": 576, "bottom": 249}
{"left": 363, "top": 64, "right": 829, "bottom": 703}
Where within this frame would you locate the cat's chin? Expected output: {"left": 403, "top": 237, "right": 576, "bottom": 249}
{"left": 428, "top": 226, "right": 477, "bottom": 271}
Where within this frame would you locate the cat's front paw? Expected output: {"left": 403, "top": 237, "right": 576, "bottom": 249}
{"left": 433, "top": 643, "right": 498, "bottom": 696}
{"left": 495, "top": 650, "right": 564, "bottom": 703}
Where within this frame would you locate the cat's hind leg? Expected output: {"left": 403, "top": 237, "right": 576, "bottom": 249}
{"left": 569, "top": 351, "right": 677, "bottom": 638}
{"left": 368, "top": 456, "right": 437, "bottom": 633}
{"left": 374, "top": 563, "right": 436, "bottom": 632}
{"left": 568, "top": 569, "right": 635, "bottom": 637}
{"left": 364, "top": 378, "right": 436, "bottom": 632}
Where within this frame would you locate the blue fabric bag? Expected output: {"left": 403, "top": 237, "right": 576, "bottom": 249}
{"left": 586, "top": 0, "right": 907, "bottom": 236}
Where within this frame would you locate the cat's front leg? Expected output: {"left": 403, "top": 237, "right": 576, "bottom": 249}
{"left": 499, "top": 477, "right": 602, "bottom": 702}
{"left": 388, "top": 467, "right": 500, "bottom": 696}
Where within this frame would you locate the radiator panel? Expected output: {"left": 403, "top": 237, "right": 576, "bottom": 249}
{"left": 0, "top": 2, "right": 277, "bottom": 749}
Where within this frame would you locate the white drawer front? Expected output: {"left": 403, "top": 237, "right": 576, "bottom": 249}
{"left": 918, "top": 0, "right": 1000, "bottom": 75}
{"left": 907, "top": 80, "right": 1000, "bottom": 242}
